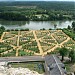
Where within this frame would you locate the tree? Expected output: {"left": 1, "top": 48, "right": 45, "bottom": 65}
{"left": 59, "top": 47, "right": 68, "bottom": 61}
{"left": 67, "top": 25, "right": 71, "bottom": 30}
{"left": 72, "top": 22, "right": 75, "bottom": 28}
{"left": 69, "top": 50, "right": 75, "bottom": 62}
{"left": 0, "top": 26, "right": 5, "bottom": 31}
{"left": 0, "top": 26, "right": 5, "bottom": 37}
{"left": 54, "top": 24, "right": 57, "bottom": 30}
{"left": 72, "top": 22, "right": 75, "bottom": 32}
{"left": 59, "top": 14, "right": 64, "bottom": 20}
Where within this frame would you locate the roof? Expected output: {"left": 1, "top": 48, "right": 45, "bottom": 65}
{"left": 45, "top": 55, "right": 67, "bottom": 75}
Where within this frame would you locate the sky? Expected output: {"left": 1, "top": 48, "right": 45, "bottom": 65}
{"left": 0, "top": 0, "right": 74, "bottom": 1}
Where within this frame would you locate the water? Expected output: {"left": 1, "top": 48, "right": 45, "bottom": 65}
{"left": 0, "top": 20, "right": 74, "bottom": 30}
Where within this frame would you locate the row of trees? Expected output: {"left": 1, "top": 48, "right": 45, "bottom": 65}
{"left": 0, "top": 12, "right": 73, "bottom": 21}
{"left": 0, "top": 12, "right": 29, "bottom": 21}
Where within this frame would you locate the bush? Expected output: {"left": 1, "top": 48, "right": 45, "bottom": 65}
{"left": 24, "top": 28, "right": 29, "bottom": 31}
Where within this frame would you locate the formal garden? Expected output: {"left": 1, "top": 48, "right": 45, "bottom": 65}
{"left": 0, "top": 30, "right": 75, "bottom": 57}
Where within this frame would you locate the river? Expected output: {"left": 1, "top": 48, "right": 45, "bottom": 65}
{"left": 0, "top": 20, "right": 74, "bottom": 30}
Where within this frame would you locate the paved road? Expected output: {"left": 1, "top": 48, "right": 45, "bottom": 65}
{"left": 0, "top": 56, "right": 44, "bottom": 62}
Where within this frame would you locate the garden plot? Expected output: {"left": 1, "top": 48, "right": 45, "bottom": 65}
{"left": 20, "top": 31, "right": 34, "bottom": 39}
{"left": 39, "top": 41, "right": 55, "bottom": 52}
{"left": 35, "top": 30, "right": 50, "bottom": 39}
{"left": 63, "top": 39, "right": 75, "bottom": 49}
{"left": 18, "top": 49, "right": 34, "bottom": 56}
{"left": 20, "top": 31, "right": 39, "bottom": 53}
{"left": 35, "top": 30, "right": 56, "bottom": 52}
{"left": 1, "top": 50, "right": 16, "bottom": 57}
{"left": 20, "top": 31, "right": 35, "bottom": 45}
{"left": 42, "top": 35, "right": 57, "bottom": 44}
{"left": 53, "top": 31, "right": 67, "bottom": 44}
{"left": 3, "top": 31, "right": 18, "bottom": 40}
{"left": 0, "top": 42, "right": 13, "bottom": 53}
{"left": 21, "top": 40, "right": 39, "bottom": 53}
{"left": 4, "top": 36, "right": 18, "bottom": 46}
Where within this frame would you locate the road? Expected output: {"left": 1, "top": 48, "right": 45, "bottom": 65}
{"left": 0, "top": 56, "right": 44, "bottom": 62}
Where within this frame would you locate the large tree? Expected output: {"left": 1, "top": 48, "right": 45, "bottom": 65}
{"left": 59, "top": 47, "right": 68, "bottom": 61}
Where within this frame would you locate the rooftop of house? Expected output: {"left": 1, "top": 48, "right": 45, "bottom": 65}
{"left": 45, "top": 55, "right": 67, "bottom": 75}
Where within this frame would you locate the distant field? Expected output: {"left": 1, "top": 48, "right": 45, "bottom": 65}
{"left": 0, "top": 1, "right": 74, "bottom": 11}
{"left": 5, "top": 6, "right": 37, "bottom": 9}
{"left": 0, "top": 30, "right": 75, "bottom": 57}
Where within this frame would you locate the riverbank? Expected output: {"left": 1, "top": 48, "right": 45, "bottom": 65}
{"left": 0, "top": 20, "right": 73, "bottom": 30}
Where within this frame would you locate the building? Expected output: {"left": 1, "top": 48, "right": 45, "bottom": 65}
{"left": 45, "top": 55, "right": 67, "bottom": 75}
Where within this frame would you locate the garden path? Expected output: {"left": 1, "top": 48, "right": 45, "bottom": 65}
{"left": 33, "top": 30, "right": 43, "bottom": 55}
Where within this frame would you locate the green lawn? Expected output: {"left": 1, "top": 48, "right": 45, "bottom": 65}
{"left": 9, "top": 62, "right": 45, "bottom": 74}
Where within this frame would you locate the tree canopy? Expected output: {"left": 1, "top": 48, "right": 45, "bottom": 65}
{"left": 0, "top": 26, "right": 5, "bottom": 37}
{"left": 72, "top": 22, "right": 75, "bottom": 32}
{"left": 59, "top": 47, "right": 68, "bottom": 61}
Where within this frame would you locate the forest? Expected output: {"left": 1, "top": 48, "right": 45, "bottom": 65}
{"left": 0, "top": 1, "right": 74, "bottom": 21}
